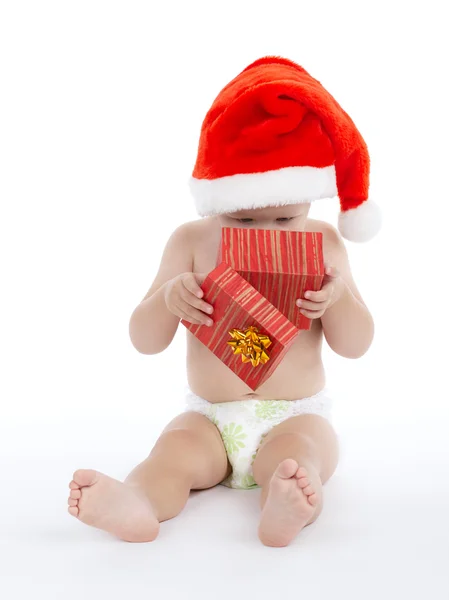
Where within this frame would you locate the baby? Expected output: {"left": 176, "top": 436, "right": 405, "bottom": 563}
{"left": 67, "top": 57, "right": 381, "bottom": 547}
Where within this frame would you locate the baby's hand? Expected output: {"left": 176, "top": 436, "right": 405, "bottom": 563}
{"left": 295, "top": 266, "right": 343, "bottom": 319}
{"left": 165, "top": 272, "right": 214, "bottom": 326}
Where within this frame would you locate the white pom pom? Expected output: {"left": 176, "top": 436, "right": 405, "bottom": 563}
{"left": 338, "top": 199, "right": 382, "bottom": 243}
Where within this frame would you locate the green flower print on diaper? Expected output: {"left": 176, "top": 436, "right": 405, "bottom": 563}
{"left": 209, "top": 406, "right": 219, "bottom": 428}
{"left": 254, "top": 400, "right": 289, "bottom": 420}
{"left": 222, "top": 423, "right": 247, "bottom": 455}
{"left": 240, "top": 473, "right": 258, "bottom": 489}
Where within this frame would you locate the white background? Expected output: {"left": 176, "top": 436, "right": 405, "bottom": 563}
{"left": 1, "top": 1, "right": 448, "bottom": 598}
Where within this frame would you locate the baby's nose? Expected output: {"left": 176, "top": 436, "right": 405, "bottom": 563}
{"left": 254, "top": 223, "right": 279, "bottom": 231}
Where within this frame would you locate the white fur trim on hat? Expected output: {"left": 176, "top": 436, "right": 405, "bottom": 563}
{"left": 190, "top": 165, "right": 337, "bottom": 216}
{"left": 338, "top": 199, "right": 382, "bottom": 243}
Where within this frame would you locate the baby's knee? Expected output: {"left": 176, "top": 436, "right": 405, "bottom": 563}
{"left": 151, "top": 428, "right": 208, "bottom": 466}
{"left": 261, "top": 431, "right": 318, "bottom": 457}
{"left": 155, "top": 427, "right": 197, "bottom": 449}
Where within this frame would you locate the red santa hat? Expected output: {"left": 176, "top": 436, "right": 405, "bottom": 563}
{"left": 189, "top": 56, "right": 381, "bottom": 242}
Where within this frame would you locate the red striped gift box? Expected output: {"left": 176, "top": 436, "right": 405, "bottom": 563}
{"left": 181, "top": 262, "right": 299, "bottom": 391}
{"left": 221, "top": 228, "right": 324, "bottom": 330}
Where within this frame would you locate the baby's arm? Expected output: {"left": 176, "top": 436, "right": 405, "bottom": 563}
{"left": 129, "top": 223, "right": 210, "bottom": 355}
{"left": 297, "top": 223, "right": 374, "bottom": 358}
{"left": 319, "top": 224, "right": 374, "bottom": 358}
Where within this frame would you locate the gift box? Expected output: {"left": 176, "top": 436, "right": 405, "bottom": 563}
{"left": 221, "top": 227, "right": 324, "bottom": 329}
{"left": 181, "top": 262, "right": 299, "bottom": 391}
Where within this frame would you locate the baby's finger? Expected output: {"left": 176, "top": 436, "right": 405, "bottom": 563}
{"left": 180, "top": 286, "right": 214, "bottom": 314}
{"left": 324, "top": 265, "right": 340, "bottom": 279}
{"left": 182, "top": 273, "right": 205, "bottom": 298}
{"left": 177, "top": 307, "right": 204, "bottom": 326}
{"left": 178, "top": 300, "right": 214, "bottom": 327}
{"left": 303, "top": 286, "right": 332, "bottom": 303}
{"left": 296, "top": 299, "right": 327, "bottom": 311}
{"left": 299, "top": 308, "right": 325, "bottom": 319}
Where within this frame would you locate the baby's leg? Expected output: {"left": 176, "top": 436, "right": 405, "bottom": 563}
{"left": 125, "top": 412, "right": 229, "bottom": 519}
{"left": 67, "top": 412, "right": 229, "bottom": 542}
{"left": 252, "top": 414, "right": 338, "bottom": 547}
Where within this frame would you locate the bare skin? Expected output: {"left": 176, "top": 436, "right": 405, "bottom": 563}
{"left": 68, "top": 204, "right": 373, "bottom": 546}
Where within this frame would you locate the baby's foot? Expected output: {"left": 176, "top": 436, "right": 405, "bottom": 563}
{"left": 258, "top": 458, "right": 320, "bottom": 547}
{"left": 67, "top": 469, "right": 159, "bottom": 542}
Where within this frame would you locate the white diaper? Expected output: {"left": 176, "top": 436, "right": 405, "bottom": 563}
{"left": 185, "top": 387, "right": 332, "bottom": 490}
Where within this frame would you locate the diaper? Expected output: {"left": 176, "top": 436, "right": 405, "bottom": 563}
{"left": 185, "top": 387, "right": 332, "bottom": 490}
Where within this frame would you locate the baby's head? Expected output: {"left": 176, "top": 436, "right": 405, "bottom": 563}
{"left": 219, "top": 204, "right": 310, "bottom": 231}
{"left": 189, "top": 57, "right": 381, "bottom": 243}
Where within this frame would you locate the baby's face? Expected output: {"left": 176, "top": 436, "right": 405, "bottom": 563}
{"left": 219, "top": 204, "right": 311, "bottom": 231}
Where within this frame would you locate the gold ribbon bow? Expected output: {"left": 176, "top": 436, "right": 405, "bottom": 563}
{"left": 227, "top": 326, "right": 272, "bottom": 367}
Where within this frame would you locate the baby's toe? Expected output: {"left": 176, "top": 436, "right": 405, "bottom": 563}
{"left": 69, "top": 480, "right": 80, "bottom": 490}
{"left": 70, "top": 489, "right": 81, "bottom": 500}
{"left": 68, "top": 497, "right": 78, "bottom": 507}
{"left": 297, "top": 475, "right": 311, "bottom": 489}
{"left": 275, "top": 459, "right": 299, "bottom": 479}
{"left": 68, "top": 506, "right": 79, "bottom": 517}
{"left": 307, "top": 492, "right": 318, "bottom": 506}
{"left": 73, "top": 469, "right": 98, "bottom": 488}
{"left": 302, "top": 483, "right": 315, "bottom": 496}
{"left": 295, "top": 467, "right": 308, "bottom": 479}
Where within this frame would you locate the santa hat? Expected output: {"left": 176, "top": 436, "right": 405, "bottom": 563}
{"left": 189, "top": 56, "right": 381, "bottom": 242}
